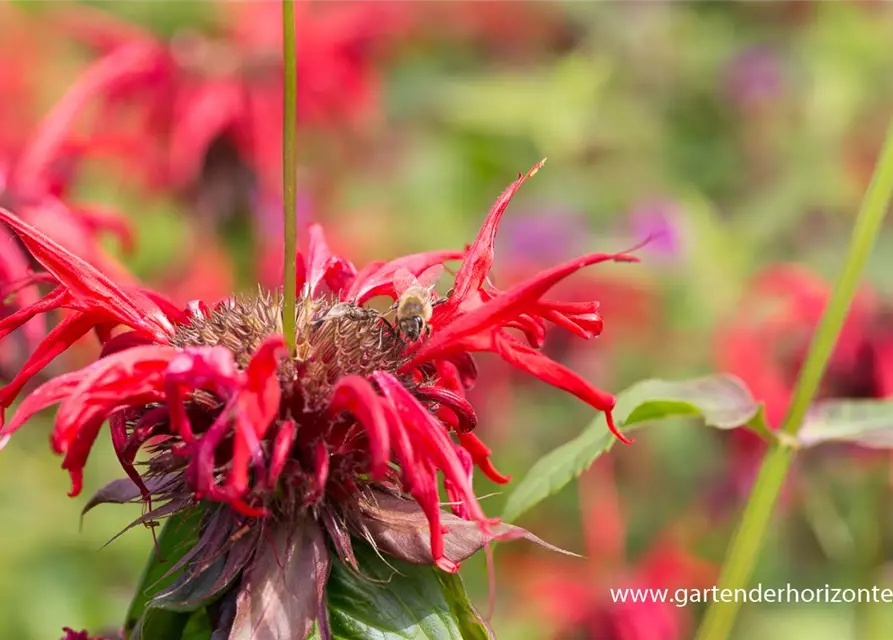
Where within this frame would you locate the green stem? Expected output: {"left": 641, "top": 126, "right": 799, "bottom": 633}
{"left": 282, "top": 0, "right": 297, "bottom": 350}
{"left": 694, "top": 447, "right": 793, "bottom": 640}
{"left": 695, "top": 117, "right": 893, "bottom": 640}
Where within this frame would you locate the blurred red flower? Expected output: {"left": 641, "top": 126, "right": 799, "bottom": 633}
{"left": 717, "top": 264, "right": 887, "bottom": 428}
{"left": 0, "top": 164, "right": 637, "bottom": 630}
{"left": 60, "top": 628, "right": 117, "bottom": 640}
{"left": 0, "top": 5, "right": 134, "bottom": 367}
{"left": 713, "top": 264, "right": 892, "bottom": 502}
{"left": 55, "top": 1, "right": 405, "bottom": 197}
{"left": 514, "top": 460, "right": 715, "bottom": 639}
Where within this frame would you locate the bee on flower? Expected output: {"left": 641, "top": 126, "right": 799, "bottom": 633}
{"left": 0, "top": 163, "right": 637, "bottom": 637}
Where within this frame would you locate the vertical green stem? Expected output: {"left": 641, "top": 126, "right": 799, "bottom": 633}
{"left": 695, "top": 117, "right": 893, "bottom": 640}
{"left": 282, "top": 0, "right": 297, "bottom": 350}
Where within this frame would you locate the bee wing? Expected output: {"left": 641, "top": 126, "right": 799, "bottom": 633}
{"left": 416, "top": 264, "right": 444, "bottom": 292}
{"left": 393, "top": 268, "right": 420, "bottom": 296}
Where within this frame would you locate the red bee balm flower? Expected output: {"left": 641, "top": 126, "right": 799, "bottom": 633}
{"left": 0, "top": 164, "right": 636, "bottom": 634}
{"left": 53, "top": 1, "right": 404, "bottom": 195}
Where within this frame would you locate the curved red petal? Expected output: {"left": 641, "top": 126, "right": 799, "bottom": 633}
{"left": 0, "top": 208, "right": 173, "bottom": 339}
{"left": 348, "top": 250, "right": 463, "bottom": 304}
{"left": 327, "top": 374, "right": 391, "bottom": 479}
{"left": 449, "top": 161, "right": 546, "bottom": 304}
{"left": 0, "top": 312, "right": 95, "bottom": 413}
{"left": 306, "top": 224, "right": 357, "bottom": 296}
{"left": 492, "top": 331, "right": 630, "bottom": 444}
{"left": 457, "top": 432, "right": 511, "bottom": 485}
{"left": 414, "top": 249, "right": 638, "bottom": 366}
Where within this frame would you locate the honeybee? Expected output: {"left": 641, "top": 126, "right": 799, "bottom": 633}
{"left": 392, "top": 265, "right": 444, "bottom": 341}
{"left": 313, "top": 302, "right": 378, "bottom": 325}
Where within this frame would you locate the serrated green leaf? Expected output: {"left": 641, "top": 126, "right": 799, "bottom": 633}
{"left": 502, "top": 418, "right": 630, "bottom": 523}
{"left": 126, "top": 508, "right": 203, "bottom": 635}
{"left": 614, "top": 374, "right": 760, "bottom": 429}
{"left": 436, "top": 571, "right": 491, "bottom": 640}
{"left": 325, "top": 541, "right": 490, "bottom": 639}
{"left": 503, "top": 374, "right": 761, "bottom": 522}
{"left": 798, "top": 399, "right": 893, "bottom": 448}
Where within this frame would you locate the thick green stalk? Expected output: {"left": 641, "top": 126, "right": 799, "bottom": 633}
{"left": 282, "top": 0, "right": 297, "bottom": 350}
{"left": 696, "top": 117, "right": 893, "bottom": 640}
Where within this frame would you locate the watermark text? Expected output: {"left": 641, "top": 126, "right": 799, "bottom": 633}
{"left": 610, "top": 584, "right": 893, "bottom": 608}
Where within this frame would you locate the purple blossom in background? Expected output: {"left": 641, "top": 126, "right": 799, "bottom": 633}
{"left": 498, "top": 208, "right": 587, "bottom": 267}
{"left": 724, "top": 46, "right": 783, "bottom": 107}
{"left": 629, "top": 198, "right": 682, "bottom": 259}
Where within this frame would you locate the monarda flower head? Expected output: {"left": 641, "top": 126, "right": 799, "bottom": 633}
{"left": 0, "top": 163, "right": 637, "bottom": 637}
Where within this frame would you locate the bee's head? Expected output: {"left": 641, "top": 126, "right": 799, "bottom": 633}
{"left": 399, "top": 315, "right": 424, "bottom": 341}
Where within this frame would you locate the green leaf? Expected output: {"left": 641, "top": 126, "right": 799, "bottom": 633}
{"left": 126, "top": 508, "right": 203, "bottom": 636}
{"left": 502, "top": 419, "right": 629, "bottom": 523}
{"left": 435, "top": 571, "right": 491, "bottom": 640}
{"left": 132, "top": 608, "right": 212, "bottom": 640}
{"left": 502, "top": 374, "right": 761, "bottom": 522}
{"left": 131, "top": 607, "right": 192, "bottom": 640}
{"left": 614, "top": 374, "right": 760, "bottom": 429}
{"left": 181, "top": 610, "right": 213, "bottom": 640}
{"left": 798, "top": 399, "right": 893, "bottom": 448}
{"left": 325, "top": 541, "right": 491, "bottom": 639}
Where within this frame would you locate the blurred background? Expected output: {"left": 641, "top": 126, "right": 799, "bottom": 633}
{"left": 3, "top": 1, "right": 893, "bottom": 638}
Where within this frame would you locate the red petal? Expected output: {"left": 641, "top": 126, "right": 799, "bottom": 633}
{"left": 225, "top": 339, "right": 286, "bottom": 495}
{"left": 166, "top": 346, "right": 241, "bottom": 443}
{"left": 305, "top": 224, "right": 357, "bottom": 296}
{"left": 310, "top": 440, "right": 329, "bottom": 503}
{"left": 348, "top": 250, "right": 464, "bottom": 304}
{"left": 267, "top": 419, "right": 296, "bottom": 488}
{"left": 139, "top": 289, "right": 190, "bottom": 325}
{"left": 1, "top": 369, "right": 86, "bottom": 437}
{"left": 168, "top": 81, "right": 246, "bottom": 187}
{"left": 457, "top": 432, "right": 511, "bottom": 485}
{"left": 414, "top": 385, "right": 478, "bottom": 434}
{"left": 372, "top": 372, "right": 489, "bottom": 524}
{"left": 493, "top": 331, "right": 629, "bottom": 444}
{"left": 189, "top": 406, "right": 234, "bottom": 499}
{"left": 381, "top": 401, "right": 417, "bottom": 492}
{"left": 504, "top": 312, "right": 547, "bottom": 347}
{"left": 0, "top": 208, "right": 173, "bottom": 339}
{"left": 69, "top": 205, "right": 134, "bottom": 253}
{"left": 343, "top": 259, "right": 386, "bottom": 301}
{"left": 0, "top": 312, "right": 96, "bottom": 414}
{"left": 449, "top": 161, "right": 546, "bottom": 304}
{"left": 241, "top": 336, "right": 286, "bottom": 438}
{"left": 0, "top": 226, "right": 45, "bottom": 348}
{"left": 52, "top": 345, "right": 176, "bottom": 455}
{"left": 413, "top": 249, "right": 638, "bottom": 366}
{"left": 444, "top": 444, "right": 473, "bottom": 519}
{"left": 326, "top": 375, "right": 391, "bottom": 479}
{"left": 0, "top": 288, "right": 68, "bottom": 342}
{"left": 14, "top": 43, "right": 167, "bottom": 192}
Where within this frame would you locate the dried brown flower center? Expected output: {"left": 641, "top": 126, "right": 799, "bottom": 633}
{"left": 170, "top": 291, "right": 407, "bottom": 408}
